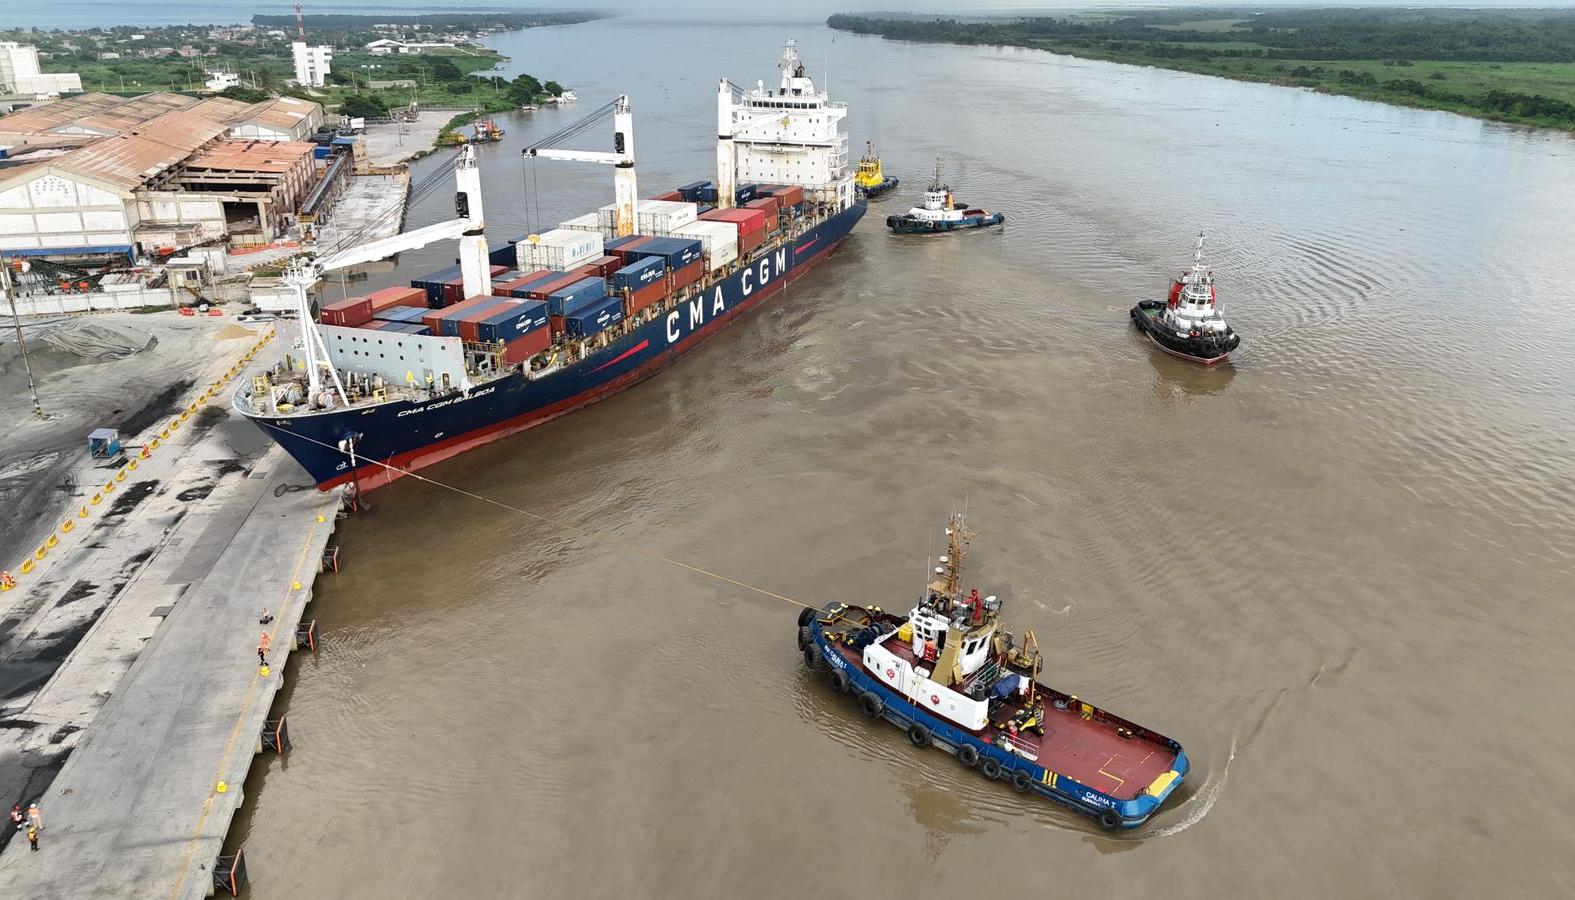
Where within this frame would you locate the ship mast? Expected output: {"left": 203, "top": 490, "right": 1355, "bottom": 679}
{"left": 1181, "top": 231, "right": 1213, "bottom": 303}
{"left": 928, "top": 511, "right": 974, "bottom": 601}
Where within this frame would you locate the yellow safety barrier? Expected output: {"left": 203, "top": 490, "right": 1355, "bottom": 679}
{"left": 90, "top": 493, "right": 101, "bottom": 506}
{"left": 216, "top": 781, "right": 228, "bottom": 794}
{"left": 19, "top": 559, "right": 34, "bottom": 574}
{"left": 178, "top": 411, "right": 189, "bottom": 422}
{"left": 170, "top": 419, "right": 181, "bottom": 431}
{"left": 115, "top": 469, "right": 126, "bottom": 482}
{"left": 1, "top": 582, "right": 12, "bottom": 592}
{"left": 78, "top": 505, "right": 88, "bottom": 518}
{"left": 291, "top": 580, "right": 301, "bottom": 590}
{"left": 187, "top": 403, "right": 198, "bottom": 414}
{"left": 45, "top": 534, "right": 58, "bottom": 549}
{"left": 127, "top": 459, "right": 138, "bottom": 471}
{"left": 61, "top": 520, "right": 74, "bottom": 534}
{"left": 159, "top": 428, "right": 169, "bottom": 439}
{"left": 104, "top": 481, "right": 115, "bottom": 494}
{"left": 34, "top": 546, "right": 46, "bottom": 561}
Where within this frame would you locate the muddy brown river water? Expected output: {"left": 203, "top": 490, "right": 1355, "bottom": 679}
{"left": 230, "top": 19, "right": 1575, "bottom": 898}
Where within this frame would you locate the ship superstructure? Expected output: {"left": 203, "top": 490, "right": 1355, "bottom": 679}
{"left": 237, "top": 42, "right": 865, "bottom": 491}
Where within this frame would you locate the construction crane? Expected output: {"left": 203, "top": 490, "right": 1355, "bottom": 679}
{"left": 281, "top": 144, "right": 489, "bottom": 406}
{"left": 522, "top": 96, "right": 637, "bottom": 236}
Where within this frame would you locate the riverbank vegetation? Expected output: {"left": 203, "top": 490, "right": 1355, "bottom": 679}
{"left": 827, "top": 9, "right": 1575, "bottom": 130}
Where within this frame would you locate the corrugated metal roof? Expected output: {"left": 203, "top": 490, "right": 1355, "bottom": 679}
{"left": 50, "top": 112, "right": 230, "bottom": 189}
{"left": 0, "top": 92, "right": 199, "bottom": 137}
{"left": 182, "top": 139, "right": 316, "bottom": 174}
{"left": 235, "top": 97, "right": 320, "bottom": 131}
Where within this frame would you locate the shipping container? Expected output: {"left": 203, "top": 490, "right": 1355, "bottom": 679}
{"left": 516, "top": 229, "right": 602, "bottom": 272}
{"left": 559, "top": 212, "right": 601, "bottom": 233}
{"left": 623, "top": 235, "right": 703, "bottom": 271}
{"left": 411, "top": 264, "right": 463, "bottom": 306}
{"left": 676, "top": 180, "right": 712, "bottom": 202}
{"left": 626, "top": 279, "right": 668, "bottom": 317}
{"left": 735, "top": 183, "right": 759, "bottom": 205}
{"left": 669, "top": 259, "right": 704, "bottom": 294}
{"left": 670, "top": 219, "right": 739, "bottom": 272}
{"left": 612, "top": 256, "right": 667, "bottom": 292}
{"left": 697, "top": 186, "right": 719, "bottom": 204}
{"left": 502, "top": 327, "right": 552, "bottom": 364}
{"left": 452, "top": 299, "right": 514, "bottom": 341}
{"left": 493, "top": 270, "right": 556, "bottom": 298}
{"left": 577, "top": 255, "right": 622, "bottom": 278}
{"left": 564, "top": 295, "right": 624, "bottom": 338}
{"left": 523, "top": 272, "right": 584, "bottom": 301}
{"left": 745, "top": 196, "right": 782, "bottom": 228}
{"left": 374, "top": 305, "right": 428, "bottom": 324}
{"left": 476, "top": 298, "right": 549, "bottom": 344}
{"left": 320, "top": 296, "right": 373, "bottom": 327}
{"left": 759, "top": 184, "right": 805, "bottom": 210}
{"left": 488, "top": 243, "right": 518, "bottom": 267}
{"left": 700, "top": 208, "right": 767, "bottom": 254}
{"left": 646, "top": 190, "right": 684, "bottom": 202}
{"left": 635, "top": 200, "right": 698, "bottom": 235}
{"left": 544, "top": 276, "right": 608, "bottom": 316}
{"left": 421, "top": 294, "right": 502, "bottom": 334}
{"left": 365, "top": 285, "right": 429, "bottom": 313}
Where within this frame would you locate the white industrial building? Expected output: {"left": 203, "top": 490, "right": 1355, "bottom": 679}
{"left": 292, "top": 41, "right": 332, "bottom": 88}
{"left": 0, "top": 41, "right": 82, "bottom": 97}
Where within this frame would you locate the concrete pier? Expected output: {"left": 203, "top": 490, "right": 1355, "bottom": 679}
{"left": 0, "top": 452, "right": 340, "bottom": 897}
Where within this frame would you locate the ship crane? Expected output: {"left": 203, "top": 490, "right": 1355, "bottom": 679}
{"left": 522, "top": 96, "right": 638, "bottom": 236}
{"left": 282, "top": 144, "right": 489, "bottom": 406}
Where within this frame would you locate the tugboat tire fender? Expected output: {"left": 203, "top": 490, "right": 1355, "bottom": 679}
{"left": 1011, "top": 770, "right": 1033, "bottom": 793}
{"left": 1098, "top": 808, "right": 1122, "bottom": 830}
{"left": 980, "top": 758, "right": 1003, "bottom": 780}
{"left": 907, "top": 723, "right": 931, "bottom": 748}
{"left": 956, "top": 744, "right": 980, "bottom": 766}
{"left": 797, "top": 608, "right": 817, "bottom": 627}
{"left": 829, "top": 667, "right": 850, "bottom": 694}
{"left": 804, "top": 646, "right": 827, "bottom": 672}
{"left": 797, "top": 625, "right": 811, "bottom": 651}
{"left": 859, "top": 691, "right": 884, "bottom": 719}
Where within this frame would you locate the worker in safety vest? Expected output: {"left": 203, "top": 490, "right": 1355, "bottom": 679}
{"left": 1, "top": 570, "right": 14, "bottom": 590}
{"left": 27, "top": 801, "right": 41, "bottom": 831}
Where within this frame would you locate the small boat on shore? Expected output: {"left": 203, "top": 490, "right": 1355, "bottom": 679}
{"left": 854, "top": 141, "right": 898, "bottom": 199}
{"left": 1130, "top": 233, "right": 1241, "bottom": 365}
{"left": 799, "top": 513, "right": 1187, "bottom": 830}
{"left": 885, "top": 158, "right": 1004, "bottom": 234}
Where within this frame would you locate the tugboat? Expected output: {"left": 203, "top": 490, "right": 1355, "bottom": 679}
{"left": 885, "top": 158, "right": 1005, "bottom": 234}
{"left": 471, "top": 119, "right": 505, "bottom": 143}
{"left": 798, "top": 514, "right": 1188, "bottom": 830}
{"left": 1130, "top": 233, "right": 1241, "bottom": 365}
{"left": 854, "top": 141, "right": 898, "bottom": 199}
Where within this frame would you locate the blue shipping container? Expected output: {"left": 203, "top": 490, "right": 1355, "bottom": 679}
{"left": 735, "top": 183, "right": 758, "bottom": 205}
{"left": 488, "top": 245, "right": 518, "bottom": 267}
{"left": 677, "top": 180, "right": 712, "bottom": 202}
{"left": 374, "top": 306, "right": 427, "bottom": 324}
{"left": 612, "top": 256, "right": 666, "bottom": 291}
{"left": 697, "top": 187, "right": 719, "bottom": 203}
{"left": 545, "top": 277, "right": 607, "bottom": 316}
{"left": 625, "top": 237, "right": 702, "bottom": 271}
{"left": 564, "top": 295, "right": 624, "bottom": 337}
{"left": 476, "top": 299, "right": 549, "bottom": 344}
{"left": 411, "top": 264, "right": 463, "bottom": 304}
{"left": 603, "top": 235, "right": 643, "bottom": 256}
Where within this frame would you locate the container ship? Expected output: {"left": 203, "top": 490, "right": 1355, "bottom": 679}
{"left": 236, "top": 41, "right": 865, "bottom": 491}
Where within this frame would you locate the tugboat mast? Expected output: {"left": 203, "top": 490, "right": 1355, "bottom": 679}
{"left": 928, "top": 511, "right": 974, "bottom": 601}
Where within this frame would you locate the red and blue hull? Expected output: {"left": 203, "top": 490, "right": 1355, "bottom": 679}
{"left": 240, "top": 202, "right": 865, "bottom": 490}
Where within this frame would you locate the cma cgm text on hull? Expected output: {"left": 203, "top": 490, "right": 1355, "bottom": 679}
{"left": 237, "top": 40, "right": 864, "bottom": 491}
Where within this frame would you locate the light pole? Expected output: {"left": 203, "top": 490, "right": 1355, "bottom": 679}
{"left": 0, "top": 257, "right": 46, "bottom": 420}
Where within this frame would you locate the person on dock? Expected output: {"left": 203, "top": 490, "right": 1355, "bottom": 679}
{"left": 26, "top": 824, "right": 38, "bottom": 851}
{"left": 9, "top": 803, "right": 22, "bottom": 830}
{"left": 27, "top": 801, "right": 41, "bottom": 831}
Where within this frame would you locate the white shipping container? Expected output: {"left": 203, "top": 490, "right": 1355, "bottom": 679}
{"left": 635, "top": 200, "right": 697, "bottom": 235}
{"left": 516, "top": 228, "right": 602, "bottom": 272}
{"left": 596, "top": 203, "right": 619, "bottom": 230}
{"left": 559, "top": 213, "right": 601, "bottom": 233}
{"left": 672, "top": 220, "right": 739, "bottom": 272}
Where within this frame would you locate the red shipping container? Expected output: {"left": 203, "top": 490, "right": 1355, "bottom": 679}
{"left": 548, "top": 314, "right": 565, "bottom": 335}
{"left": 576, "top": 255, "right": 622, "bottom": 278}
{"left": 762, "top": 184, "right": 804, "bottom": 207}
{"left": 502, "top": 327, "right": 552, "bottom": 364}
{"left": 489, "top": 264, "right": 509, "bottom": 277}
{"left": 365, "top": 286, "right": 428, "bottom": 313}
{"left": 745, "top": 196, "right": 781, "bottom": 219}
{"left": 625, "top": 279, "right": 668, "bottom": 317}
{"left": 701, "top": 207, "right": 767, "bottom": 230}
{"left": 440, "top": 278, "right": 466, "bottom": 304}
{"left": 422, "top": 295, "right": 500, "bottom": 333}
{"left": 321, "top": 296, "right": 373, "bottom": 327}
{"left": 525, "top": 273, "right": 584, "bottom": 300}
{"left": 456, "top": 299, "right": 513, "bottom": 341}
{"left": 669, "top": 259, "right": 703, "bottom": 294}
{"left": 735, "top": 225, "right": 766, "bottom": 255}
{"left": 647, "top": 190, "right": 684, "bottom": 202}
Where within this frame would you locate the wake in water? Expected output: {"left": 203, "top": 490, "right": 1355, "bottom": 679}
{"left": 1150, "top": 735, "right": 1237, "bottom": 837}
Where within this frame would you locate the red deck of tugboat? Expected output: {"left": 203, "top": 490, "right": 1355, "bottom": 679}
{"left": 834, "top": 640, "right": 1177, "bottom": 801}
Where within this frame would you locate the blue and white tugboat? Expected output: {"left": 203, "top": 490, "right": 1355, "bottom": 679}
{"left": 1130, "top": 233, "right": 1241, "bottom": 365}
{"left": 885, "top": 158, "right": 1004, "bottom": 233}
{"left": 798, "top": 513, "right": 1187, "bottom": 830}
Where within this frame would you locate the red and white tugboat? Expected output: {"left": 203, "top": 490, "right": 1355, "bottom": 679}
{"left": 1130, "top": 232, "right": 1241, "bottom": 365}
{"left": 798, "top": 514, "right": 1188, "bottom": 829}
